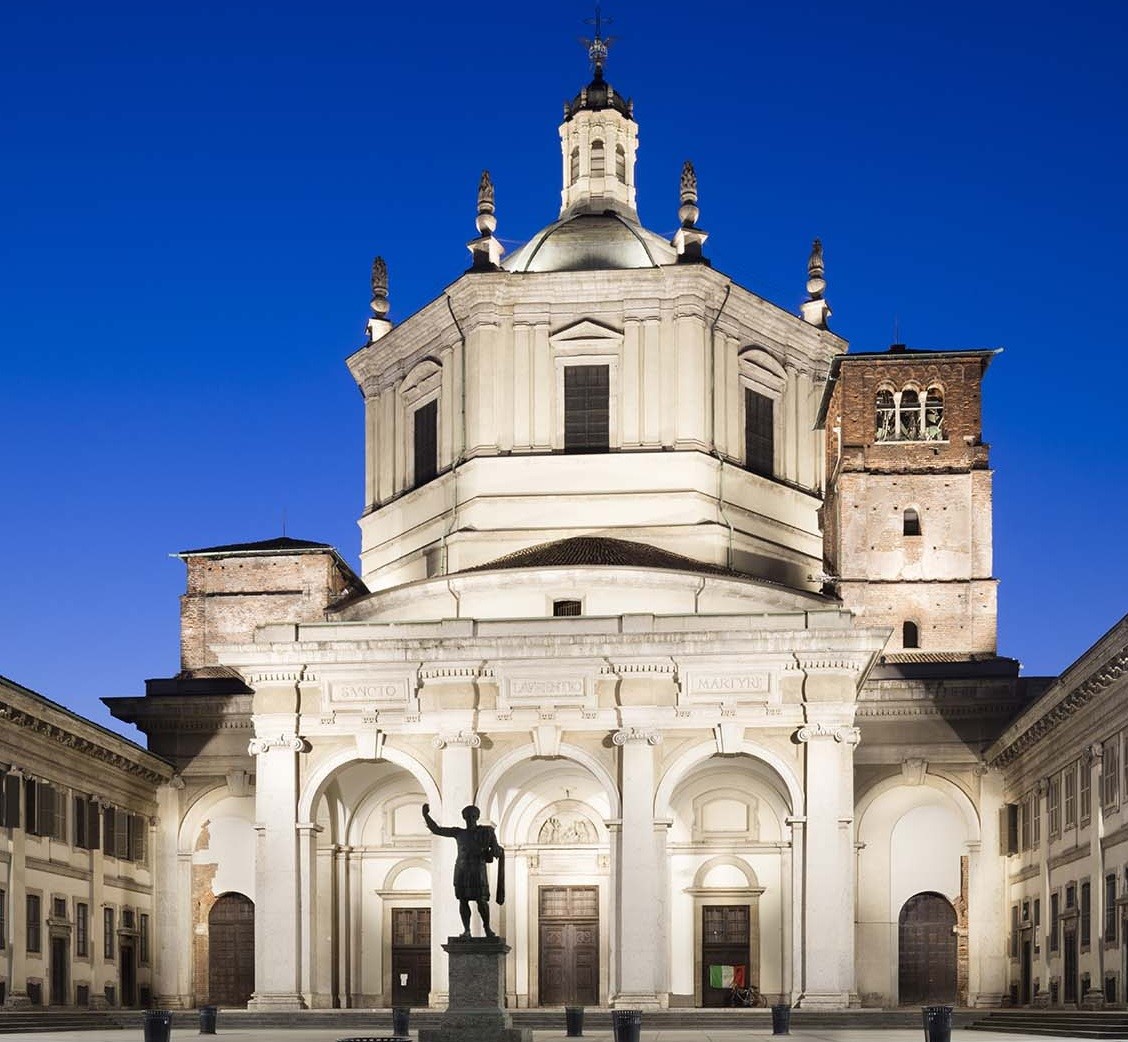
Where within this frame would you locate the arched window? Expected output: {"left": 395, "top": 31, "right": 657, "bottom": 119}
{"left": 899, "top": 388, "right": 921, "bottom": 440}
{"left": 615, "top": 144, "right": 626, "bottom": 181}
{"left": 590, "top": 140, "right": 605, "bottom": 177}
{"left": 924, "top": 386, "right": 944, "bottom": 440}
{"left": 570, "top": 147, "right": 580, "bottom": 184}
{"left": 903, "top": 508, "right": 921, "bottom": 537}
{"left": 876, "top": 389, "right": 896, "bottom": 441}
{"left": 903, "top": 621, "right": 920, "bottom": 649}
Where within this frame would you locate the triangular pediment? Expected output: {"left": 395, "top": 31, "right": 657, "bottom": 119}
{"left": 549, "top": 318, "right": 622, "bottom": 344}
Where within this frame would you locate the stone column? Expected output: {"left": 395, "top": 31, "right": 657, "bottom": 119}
{"left": 430, "top": 731, "right": 480, "bottom": 1007}
{"left": 612, "top": 726, "right": 662, "bottom": 1009}
{"left": 247, "top": 733, "right": 305, "bottom": 1010}
{"left": 796, "top": 717, "right": 857, "bottom": 1009}
{"left": 1088, "top": 743, "right": 1107, "bottom": 993}
{"left": 313, "top": 842, "right": 334, "bottom": 1008}
{"left": 153, "top": 780, "right": 185, "bottom": 1008}
{"left": 969, "top": 766, "right": 1006, "bottom": 1006}
{"left": 297, "top": 821, "right": 320, "bottom": 1007}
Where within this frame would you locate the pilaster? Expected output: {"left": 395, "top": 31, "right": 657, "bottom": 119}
{"left": 969, "top": 766, "right": 1006, "bottom": 1006}
{"left": 611, "top": 726, "right": 662, "bottom": 1009}
{"left": 153, "top": 781, "right": 188, "bottom": 1008}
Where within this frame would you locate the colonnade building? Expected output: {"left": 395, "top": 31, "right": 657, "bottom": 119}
{"left": 6, "top": 41, "right": 1124, "bottom": 1016}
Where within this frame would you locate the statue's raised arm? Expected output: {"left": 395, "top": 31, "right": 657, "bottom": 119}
{"left": 422, "top": 802, "right": 461, "bottom": 838}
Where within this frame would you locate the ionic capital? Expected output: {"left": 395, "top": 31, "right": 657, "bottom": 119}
{"left": 612, "top": 727, "right": 663, "bottom": 747}
{"left": 248, "top": 734, "right": 308, "bottom": 756}
{"left": 432, "top": 730, "right": 481, "bottom": 750}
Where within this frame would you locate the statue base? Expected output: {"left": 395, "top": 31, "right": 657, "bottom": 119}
{"left": 420, "top": 937, "right": 531, "bottom": 1042}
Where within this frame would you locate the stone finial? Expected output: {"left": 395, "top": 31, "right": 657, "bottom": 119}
{"left": 807, "top": 238, "right": 826, "bottom": 299}
{"left": 476, "top": 170, "right": 497, "bottom": 235}
{"left": 365, "top": 255, "right": 393, "bottom": 343}
{"left": 678, "top": 160, "right": 699, "bottom": 227}
{"left": 672, "top": 159, "right": 708, "bottom": 264}
{"left": 467, "top": 170, "right": 504, "bottom": 271}
{"left": 800, "top": 238, "right": 831, "bottom": 329}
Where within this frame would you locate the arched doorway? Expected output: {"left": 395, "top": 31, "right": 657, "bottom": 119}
{"left": 898, "top": 892, "right": 956, "bottom": 1005}
{"left": 208, "top": 893, "right": 255, "bottom": 1007}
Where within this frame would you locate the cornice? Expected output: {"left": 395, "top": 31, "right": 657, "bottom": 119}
{"left": 0, "top": 699, "right": 173, "bottom": 785}
{"left": 990, "top": 650, "right": 1128, "bottom": 769}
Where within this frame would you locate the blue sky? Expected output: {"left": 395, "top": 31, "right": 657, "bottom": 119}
{"left": 2, "top": 1, "right": 1125, "bottom": 740}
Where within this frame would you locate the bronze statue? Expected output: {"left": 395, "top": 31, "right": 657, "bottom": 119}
{"left": 422, "top": 803, "right": 505, "bottom": 938}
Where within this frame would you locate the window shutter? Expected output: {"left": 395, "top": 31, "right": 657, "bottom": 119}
{"left": 564, "top": 365, "right": 610, "bottom": 453}
{"left": 25, "top": 778, "right": 38, "bottom": 836}
{"left": 129, "top": 815, "right": 146, "bottom": 863}
{"left": 103, "top": 806, "right": 115, "bottom": 854}
{"left": 744, "top": 389, "right": 774, "bottom": 477}
{"left": 3, "top": 775, "right": 19, "bottom": 829}
{"left": 89, "top": 800, "right": 100, "bottom": 850}
{"left": 413, "top": 400, "right": 439, "bottom": 487}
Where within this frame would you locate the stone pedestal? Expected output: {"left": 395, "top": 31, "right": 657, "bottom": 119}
{"left": 420, "top": 937, "right": 531, "bottom": 1042}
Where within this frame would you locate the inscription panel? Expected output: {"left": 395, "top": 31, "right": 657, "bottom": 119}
{"left": 325, "top": 675, "right": 413, "bottom": 708}
{"left": 683, "top": 670, "right": 773, "bottom": 703}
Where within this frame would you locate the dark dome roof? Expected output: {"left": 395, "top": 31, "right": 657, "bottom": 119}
{"left": 503, "top": 212, "right": 677, "bottom": 273}
{"left": 564, "top": 72, "right": 632, "bottom": 120}
{"left": 464, "top": 536, "right": 742, "bottom": 577}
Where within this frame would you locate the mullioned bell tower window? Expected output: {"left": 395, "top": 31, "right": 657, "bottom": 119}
{"left": 875, "top": 385, "right": 945, "bottom": 442}
{"left": 563, "top": 364, "right": 610, "bottom": 453}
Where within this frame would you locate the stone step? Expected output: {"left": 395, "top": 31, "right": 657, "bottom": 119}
{"left": 969, "top": 1010, "right": 1128, "bottom": 1039}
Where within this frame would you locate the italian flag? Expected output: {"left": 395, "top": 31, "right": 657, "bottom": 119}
{"left": 708, "top": 964, "right": 746, "bottom": 988}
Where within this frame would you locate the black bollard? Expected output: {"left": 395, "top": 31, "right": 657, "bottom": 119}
{"left": 199, "top": 1005, "right": 218, "bottom": 1035}
{"left": 565, "top": 1005, "right": 585, "bottom": 1037}
{"left": 770, "top": 1003, "right": 791, "bottom": 1036}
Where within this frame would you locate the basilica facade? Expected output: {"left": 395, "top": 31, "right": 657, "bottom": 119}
{"left": 3, "top": 41, "right": 1116, "bottom": 1016}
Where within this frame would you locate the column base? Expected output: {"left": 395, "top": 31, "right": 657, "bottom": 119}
{"left": 972, "top": 992, "right": 1005, "bottom": 1008}
{"left": 247, "top": 993, "right": 305, "bottom": 1011}
{"left": 1032, "top": 993, "right": 1051, "bottom": 1008}
{"left": 3, "top": 993, "right": 33, "bottom": 1009}
{"left": 611, "top": 993, "right": 663, "bottom": 1010}
{"left": 797, "top": 991, "right": 850, "bottom": 1009}
{"left": 1082, "top": 989, "right": 1106, "bottom": 1009}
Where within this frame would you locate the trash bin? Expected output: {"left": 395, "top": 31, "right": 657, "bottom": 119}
{"left": 392, "top": 1006, "right": 411, "bottom": 1037}
{"left": 199, "top": 1005, "right": 218, "bottom": 1035}
{"left": 565, "top": 1005, "right": 585, "bottom": 1037}
{"left": 770, "top": 1003, "right": 791, "bottom": 1036}
{"left": 611, "top": 1008, "right": 642, "bottom": 1042}
{"left": 144, "top": 1010, "right": 173, "bottom": 1042}
{"left": 922, "top": 1005, "right": 953, "bottom": 1042}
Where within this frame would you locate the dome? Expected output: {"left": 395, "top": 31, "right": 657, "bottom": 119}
{"left": 503, "top": 212, "right": 677, "bottom": 273}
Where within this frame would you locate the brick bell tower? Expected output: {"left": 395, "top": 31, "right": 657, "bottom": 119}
{"left": 817, "top": 344, "right": 1000, "bottom": 657}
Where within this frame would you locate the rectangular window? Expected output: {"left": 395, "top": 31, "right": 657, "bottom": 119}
{"left": 139, "top": 913, "right": 150, "bottom": 964}
{"left": 103, "top": 806, "right": 135, "bottom": 859}
{"left": 412, "top": 399, "right": 438, "bottom": 487}
{"left": 1050, "top": 892, "right": 1060, "bottom": 953}
{"left": 74, "top": 795, "right": 100, "bottom": 850}
{"left": 103, "top": 907, "right": 114, "bottom": 959}
{"left": 25, "top": 780, "right": 66, "bottom": 841}
{"left": 1010, "top": 904, "right": 1019, "bottom": 958}
{"left": 1105, "top": 874, "right": 1117, "bottom": 943}
{"left": 1048, "top": 775, "right": 1061, "bottom": 838}
{"left": 1081, "top": 760, "right": 1092, "bottom": 823}
{"left": 1034, "top": 897, "right": 1041, "bottom": 953}
{"left": 76, "top": 903, "right": 88, "bottom": 958}
{"left": 0, "top": 774, "right": 19, "bottom": 828}
{"left": 52, "top": 897, "right": 66, "bottom": 919}
{"left": 1104, "top": 738, "right": 1120, "bottom": 809}
{"left": 1065, "top": 764, "right": 1077, "bottom": 829}
{"left": 563, "top": 364, "right": 610, "bottom": 453}
{"left": 127, "top": 814, "right": 147, "bottom": 864}
{"left": 1032, "top": 790, "right": 1041, "bottom": 846}
{"left": 1020, "top": 793, "right": 1032, "bottom": 851}
{"left": 744, "top": 388, "right": 774, "bottom": 477}
{"left": 1081, "top": 883, "right": 1091, "bottom": 947}
{"left": 27, "top": 894, "right": 41, "bottom": 953}
{"left": 552, "top": 599, "right": 582, "bottom": 617}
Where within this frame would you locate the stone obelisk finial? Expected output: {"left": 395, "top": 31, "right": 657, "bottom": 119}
{"left": 800, "top": 238, "right": 831, "bottom": 329}
{"left": 467, "top": 170, "right": 504, "bottom": 271}
{"left": 365, "top": 256, "right": 393, "bottom": 342}
{"left": 672, "top": 160, "right": 709, "bottom": 264}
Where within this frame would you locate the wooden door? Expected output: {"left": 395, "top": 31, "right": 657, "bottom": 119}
{"left": 50, "top": 937, "right": 67, "bottom": 1006}
{"left": 898, "top": 893, "right": 957, "bottom": 1006}
{"left": 120, "top": 943, "right": 136, "bottom": 1007}
{"left": 538, "top": 887, "right": 598, "bottom": 1006}
{"left": 1064, "top": 928, "right": 1078, "bottom": 1003}
{"left": 208, "top": 893, "right": 255, "bottom": 1007}
{"left": 701, "top": 905, "right": 751, "bottom": 1007}
{"left": 391, "top": 908, "right": 431, "bottom": 1007}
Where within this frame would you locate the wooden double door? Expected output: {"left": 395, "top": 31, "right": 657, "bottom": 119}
{"left": 209, "top": 893, "right": 255, "bottom": 1007}
{"left": 391, "top": 908, "right": 432, "bottom": 1007}
{"left": 702, "top": 905, "right": 751, "bottom": 1007}
{"left": 539, "top": 886, "right": 598, "bottom": 1006}
{"left": 898, "top": 892, "right": 957, "bottom": 1006}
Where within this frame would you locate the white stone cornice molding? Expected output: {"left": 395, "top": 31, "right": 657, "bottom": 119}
{"left": 901, "top": 758, "right": 928, "bottom": 785}
{"left": 248, "top": 734, "right": 308, "bottom": 756}
{"left": 788, "top": 653, "right": 871, "bottom": 677}
{"left": 432, "top": 730, "right": 481, "bottom": 750}
{"left": 612, "top": 727, "right": 663, "bottom": 747}
{"left": 795, "top": 722, "right": 860, "bottom": 744}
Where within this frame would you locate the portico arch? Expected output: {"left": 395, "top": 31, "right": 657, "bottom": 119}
{"left": 298, "top": 744, "right": 440, "bottom": 824}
